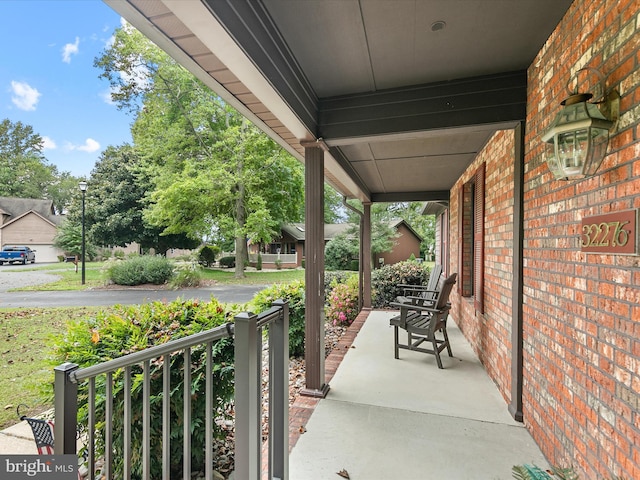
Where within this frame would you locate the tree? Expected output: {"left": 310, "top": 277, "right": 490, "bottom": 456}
{"left": 96, "top": 22, "right": 304, "bottom": 277}
{"left": 324, "top": 184, "right": 346, "bottom": 223}
{"left": 53, "top": 219, "right": 97, "bottom": 259}
{"left": 75, "top": 144, "right": 200, "bottom": 253}
{"left": 0, "top": 119, "right": 56, "bottom": 198}
{"left": 343, "top": 201, "right": 398, "bottom": 265}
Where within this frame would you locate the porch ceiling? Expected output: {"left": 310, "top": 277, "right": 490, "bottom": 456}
{"left": 105, "top": 0, "right": 572, "bottom": 203}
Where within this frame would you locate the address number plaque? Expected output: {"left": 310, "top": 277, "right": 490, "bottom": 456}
{"left": 581, "top": 209, "right": 638, "bottom": 255}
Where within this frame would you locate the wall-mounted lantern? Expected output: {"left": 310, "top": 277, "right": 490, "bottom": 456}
{"left": 542, "top": 67, "right": 619, "bottom": 180}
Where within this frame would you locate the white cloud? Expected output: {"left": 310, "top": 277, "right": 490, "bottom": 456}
{"left": 75, "top": 138, "right": 101, "bottom": 153}
{"left": 10, "top": 81, "right": 41, "bottom": 111}
{"left": 64, "top": 138, "right": 100, "bottom": 153}
{"left": 41, "top": 136, "right": 57, "bottom": 150}
{"left": 62, "top": 37, "right": 80, "bottom": 63}
{"left": 100, "top": 88, "right": 116, "bottom": 105}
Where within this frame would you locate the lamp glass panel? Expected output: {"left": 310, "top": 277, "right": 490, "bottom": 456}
{"left": 582, "top": 127, "right": 610, "bottom": 176}
{"left": 557, "top": 129, "right": 588, "bottom": 177}
{"left": 545, "top": 141, "right": 566, "bottom": 179}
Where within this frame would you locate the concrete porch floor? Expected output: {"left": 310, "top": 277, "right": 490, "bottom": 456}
{"left": 288, "top": 310, "right": 548, "bottom": 480}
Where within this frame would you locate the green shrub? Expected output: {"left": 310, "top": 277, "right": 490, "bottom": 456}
{"left": 170, "top": 261, "right": 202, "bottom": 288}
{"left": 274, "top": 258, "right": 282, "bottom": 270}
{"left": 256, "top": 253, "right": 263, "bottom": 271}
{"left": 50, "top": 298, "right": 237, "bottom": 479}
{"left": 325, "top": 234, "right": 358, "bottom": 270}
{"left": 325, "top": 274, "right": 360, "bottom": 326}
{"left": 198, "top": 245, "right": 216, "bottom": 267}
{"left": 219, "top": 255, "right": 236, "bottom": 268}
{"left": 371, "top": 260, "right": 430, "bottom": 308}
{"left": 249, "top": 280, "right": 305, "bottom": 357}
{"left": 104, "top": 255, "right": 174, "bottom": 286}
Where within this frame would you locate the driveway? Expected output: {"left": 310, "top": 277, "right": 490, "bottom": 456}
{"left": 0, "top": 268, "right": 266, "bottom": 307}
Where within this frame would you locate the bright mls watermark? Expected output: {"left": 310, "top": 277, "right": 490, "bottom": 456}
{"left": 0, "top": 455, "right": 77, "bottom": 479}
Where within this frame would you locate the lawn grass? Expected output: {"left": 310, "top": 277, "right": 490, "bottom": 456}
{"left": 0, "top": 306, "right": 108, "bottom": 429}
{"left": 200, "top": 267, "right": 305, "bottom": 284}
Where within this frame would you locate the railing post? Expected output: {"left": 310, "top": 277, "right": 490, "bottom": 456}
{"left": 54, "top": 362, "right": 79, "bottom": 455}
{"left": 234, "top": 311, "right": 260, "bottom": 480}
{"left": 270, "top": 300, "right": 289, "bottom": 480}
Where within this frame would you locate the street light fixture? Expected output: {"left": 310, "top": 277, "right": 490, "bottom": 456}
{"left": 78, "top": 181, "right": 88, "bottom": 285}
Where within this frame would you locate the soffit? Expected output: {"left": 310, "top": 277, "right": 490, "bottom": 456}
{"left": 105, "top": 0, "right": 573, "bottom": 202}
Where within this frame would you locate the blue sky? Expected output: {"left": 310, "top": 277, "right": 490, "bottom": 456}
{"left": 0, "top": 0, "right": 132, "bottom": 178}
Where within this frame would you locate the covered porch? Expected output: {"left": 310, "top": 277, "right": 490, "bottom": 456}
{"left": 288, "top": 309, "right": 547, "bottom": 479}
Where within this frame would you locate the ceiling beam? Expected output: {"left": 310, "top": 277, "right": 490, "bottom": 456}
{"left": 372, "top": 191, "right": 450, "bottom": 203}
{"left": 318, "top": 71, "right": 526, "bottom": 141}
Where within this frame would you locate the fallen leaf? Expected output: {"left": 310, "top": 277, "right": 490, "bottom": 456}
{"left": 337, "top": 469, "right": 350, "bottom": 479}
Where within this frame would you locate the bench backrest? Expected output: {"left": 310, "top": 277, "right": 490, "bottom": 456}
{"left": 434, "top": 273, "right": 457, "bottom": 310}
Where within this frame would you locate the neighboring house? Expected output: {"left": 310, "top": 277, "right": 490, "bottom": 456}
{"left": 374, "top": 219, "right": 422, "bottom": 267}
{"left": 0, "top": 197, "right": 64, "bottom": 263}
{"left": 249, "top": 221, "right": 421, "bottom": 268}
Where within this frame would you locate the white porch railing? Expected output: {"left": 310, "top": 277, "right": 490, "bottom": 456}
{"left": 249, "top": 253, "right": 297, "bottom": 264}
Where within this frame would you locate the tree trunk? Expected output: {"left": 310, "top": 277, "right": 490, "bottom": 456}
{"left": 234, "top": 159, "right": 247, "bottom": 279}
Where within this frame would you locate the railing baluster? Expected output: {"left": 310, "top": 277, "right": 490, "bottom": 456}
{"left": 124, "top": 366, "right": 132, "bottom": 480}
{"left": 205, "top": 341, "right": 213, "bottom": 480}
{"left": 143, "top": 360, "right": 151, "bottom": 479}
{"left": 163, "top": 355, "right": 170, "bottom": 480}
{"left": 235, "top": 311, "right": 260, "bottom": 480}
{"left": 88, "top": 377, "right": 95, "bottom": 480}
{"left": 105, "top": 372, "right": 113, "bottom": 479}
{"left": 184, "top": 347, "right": 192, "bottom": 480}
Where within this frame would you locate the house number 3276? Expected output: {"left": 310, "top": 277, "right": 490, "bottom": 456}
{"left": 581, "top": 221, "right": 630, "bottom": 247}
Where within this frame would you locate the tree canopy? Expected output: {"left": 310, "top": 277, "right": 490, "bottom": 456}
{"left": 95, "top": 22, "right": 304, "bottom": 276}
{"left": 0, "top": 118, "right": 77, "bottom": 213}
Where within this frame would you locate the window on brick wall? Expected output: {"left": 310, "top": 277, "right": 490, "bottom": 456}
{"left": 458, "top": 163, "right": 485, "bottom": 313}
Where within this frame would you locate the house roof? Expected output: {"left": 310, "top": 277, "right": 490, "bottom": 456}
{"left": 388, "top": 219, "right": 423, "bottom": 242}
{"left": 0, "top": 197, "right": 55, "bottom": 217}
{"left": 0, "top": 197, "right": 62, "bottom": 227}
{"left": 105, "top": 0, "right": 572, "bottom": 203}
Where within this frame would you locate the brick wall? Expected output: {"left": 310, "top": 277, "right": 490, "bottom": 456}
{"left": 449, "top": 1, "right": 640, "bottom": 477}
{"left": 523, "top": 1, "right": 640, "bottom": 477}
{"left": 450, "top": 129, "right": 515, "bottom": 403}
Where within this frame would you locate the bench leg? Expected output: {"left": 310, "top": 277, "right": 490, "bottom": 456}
{"left": 443, "top": 329, "right": 453, "bottom": 357}
{"left": 432, "top": 338, "right": 444, "bottom": 369}
{"left": 393, "top": 325, "right": 399, "bottom": 359}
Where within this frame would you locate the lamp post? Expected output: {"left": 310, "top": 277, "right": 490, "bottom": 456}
{"left": 79, "top": 181, "right": 88, "bottom": 285}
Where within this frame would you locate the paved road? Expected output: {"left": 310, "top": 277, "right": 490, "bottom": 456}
{"left": 0, "top": 266, "right": 266, "bottom": 307}
{"left": 0, "top": 285, "right": 266, "bottom": 308}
